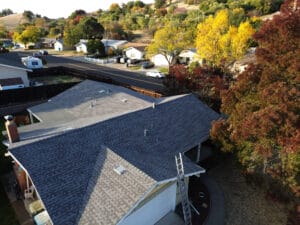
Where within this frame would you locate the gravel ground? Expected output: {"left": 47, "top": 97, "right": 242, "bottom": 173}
{"left": 208, "top": 158, "right": 290, "bottom": 225}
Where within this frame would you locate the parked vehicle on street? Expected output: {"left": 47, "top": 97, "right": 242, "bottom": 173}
{"left": 39, "top": 50, "right": 48, "bottom": 55}
{"left": 21, "top": 56, "right": 43, "bottom": 69}
{"left": 33, "top": 52, "right": 43, "bottom": 58}
{"left": 141, "top": 61, "right": 154, "bottom": 69}
{"left": 127, "top": 59, "right": 140, "bottom": 64}
{"left": 0, "top": 47, "right": 9, "bottom": 53}
{"left": 145, "top": 71, "right": 165, "bottom": 78}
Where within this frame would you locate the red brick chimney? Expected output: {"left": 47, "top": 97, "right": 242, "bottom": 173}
{"left": 4, "top": 115, "right": 19, "bottom": 143}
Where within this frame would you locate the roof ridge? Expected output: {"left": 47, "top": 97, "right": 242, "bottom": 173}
{"left": 75, "top": 145, "right": 108, "bottom": 224}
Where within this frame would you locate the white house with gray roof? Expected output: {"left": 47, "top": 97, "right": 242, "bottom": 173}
{"left": 75, "top": 39, "right": 88, "bottom": 53}
{"left": 0, "top": 52, "right": 31, "bottom": 89}
{"left": 4, "top": 80, "right": 220, "bottom": 225}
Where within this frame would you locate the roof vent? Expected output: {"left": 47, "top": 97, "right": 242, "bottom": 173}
{"left": 98, "top": 89, "right": 106, "bottom": 94}
{"left": 152, "top": 102, "right": 156, "bottom": 109}
{"left": 114, "top": 165, "right": 126, "bottom": 175}
{"left": 121, "top": 98, "right": 128, "bottom": 103}
{"left": 144, "top": 129, "right": 149, "bottom": 137}
{"left": 89, "top": 100, "right": 97, "bottom": 108}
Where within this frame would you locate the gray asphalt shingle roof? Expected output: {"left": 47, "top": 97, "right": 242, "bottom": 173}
{"left": 9, "top": 81, "right": 220, "bottom": 225}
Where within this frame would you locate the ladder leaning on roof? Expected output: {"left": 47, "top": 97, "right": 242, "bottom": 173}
{"left": 175, "top": 153, "right": 192, "bottom": 225}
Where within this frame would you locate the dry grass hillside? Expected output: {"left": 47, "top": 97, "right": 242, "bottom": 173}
{"left": 0, "top": 13, "right": 28, "bottom": 31}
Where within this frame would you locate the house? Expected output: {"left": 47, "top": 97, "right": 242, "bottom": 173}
{"left": 4, "top": 80, "right": 220, "bottom": 225}
{"left": 179, "top": 49, "right": 202, "bottom": 65}
{"left": 231, "top": 47, "right": 256, "bottom": 76}
{"left": 75, "top": 39, "right": 88, "bottom": 53}
{"left": 0, "top": 52, "right": 31, "bottom": 88}
{"left": 124, "top": 44, "right": 147, "bottom": 60}
{"left": 37, "top": 38, "right": 56, "bottom": 49}
{"left": 54, "top": 40, "right": 64, "bottom": 51}
{"left": 101, "top": 39, "right": 128, "bottom": 53}
{"left": 151, "top": 54, "right": 173, "bottom": 67}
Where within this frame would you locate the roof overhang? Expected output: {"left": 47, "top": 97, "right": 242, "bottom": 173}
{"left": 7, "top": 151, "right": 54, "bottom": 225}
{"left": 117, "top": 164, "right": 205, "bottom": 225}
{"left": 0, "top": 63, "right": 32, "bottom": 72}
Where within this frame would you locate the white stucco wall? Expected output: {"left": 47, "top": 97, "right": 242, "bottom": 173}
{"left": 118, "top": 182, "right": 177, "bottom": 225}
{"left": 125, "top": 48, "right": 144, "bottom": 60}
{"left": 0, "top": 65, "right": 29, "bottom": 86}
{"left": 54, "top": 42, "right": 63, "bottom": 51}
{"left": 76, "top": 44, "right": 88, "bottom": 53}
{"left": 151, "top": 54, "right": 172, "bottom": 67}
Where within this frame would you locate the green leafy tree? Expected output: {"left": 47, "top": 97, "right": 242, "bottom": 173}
{"left": 79, "top": 17, "right": 104, "bottom": 39}
{"left": 0, "top": 8, "right": 13, "bottom": 17}
{"left": 155, "top": 0, "right": 166, "bottom": 9}
{"left": 87, "top": 39, "right": 105, "bottom": 55}
{"left": 69, "top": 9, "right": 86, "bottom": 19}
{"left": 23, "top": 10, "right": 34, "bottom": 21}
{"left": 64, "top": 16, "right": 104, "bottom": 46}
{"left": 63, "top": 24, "right": 82, "bottom": 47}
{"left": 0, "top": 24, "right": 9, "bottom": 38}
{"left": 211, "top": 0, "right": 300, "bottom": 197}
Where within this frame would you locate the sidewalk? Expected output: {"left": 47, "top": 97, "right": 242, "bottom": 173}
{"left": 1, "top": 172, "right": 34, "bottom": 225}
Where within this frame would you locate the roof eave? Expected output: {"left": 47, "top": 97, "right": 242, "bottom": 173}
{"left": 0, "top": 63, "right": 32, "bottom": 72}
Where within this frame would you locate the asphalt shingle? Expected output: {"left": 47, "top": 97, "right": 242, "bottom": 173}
{"left": 9, "top": 81, "right": 220, "bottom": 225}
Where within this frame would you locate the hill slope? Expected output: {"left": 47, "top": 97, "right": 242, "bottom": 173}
{"left": 0, "top": 13, "right": 28, "bottom": 31}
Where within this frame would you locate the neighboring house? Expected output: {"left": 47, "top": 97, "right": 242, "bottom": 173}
{"left": 124, "top": 46, "right": 146, "bottom": 60}
{"left": 101, "top": 39, "right": 128, "bottom": 53}
{"left": 151, "top": 54, "right": 173, "bottom": 67}
{"left": 261, "top": 11, "right": 280, "bottom": 21}
{"left": 0, "top": 52, "right": 31, "bottom": 88}
{"left": 179, "top": 49, "right": 202, "bottom": 65}
{"left": 75, "top": 39, "right": 88, "bottom": 53}
{"left": 4, "top": 80, "right": 220, "bottom": 225}
{"left": 54, "top": 40, "right": 64, "bottom": 51}
{"left": 0, "top": 39, "right": 14, "bottom": 48}
{"left": 37, "top": 38, "right": 56, "bottom": 49}
{"left": 231, "top": 47, "right": 256, "bottom": 76}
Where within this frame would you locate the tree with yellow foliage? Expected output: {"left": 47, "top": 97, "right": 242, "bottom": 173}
{"left": 146, "top": 22, "right": 192, "bottom": 66}
{"left": 13, "top": 26, "right": 41, "bottom": 48}
{"left": 195, "top": 9, "right": 255, "bottom": 67}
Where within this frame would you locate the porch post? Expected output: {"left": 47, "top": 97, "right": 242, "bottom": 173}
{"left": 196, "top": 143, "right": 201, "bottom": 163}
{"left": 29, "top": 112, "right": 34, "bottom": 124}
{"left": 26, "top": 173, "right": 29, "bottom": 190}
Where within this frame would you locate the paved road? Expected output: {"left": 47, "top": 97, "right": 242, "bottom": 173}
{"left": 19, "top": 52, "right": 166, "bottom": 93}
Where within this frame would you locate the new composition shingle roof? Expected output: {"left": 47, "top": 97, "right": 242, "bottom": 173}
{"left": 9, "top": 81, "right": 220, "bottom": 225}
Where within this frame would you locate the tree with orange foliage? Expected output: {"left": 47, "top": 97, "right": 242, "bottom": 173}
{"left": 211, "top": 0, "right": 300, "bottom": 197}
